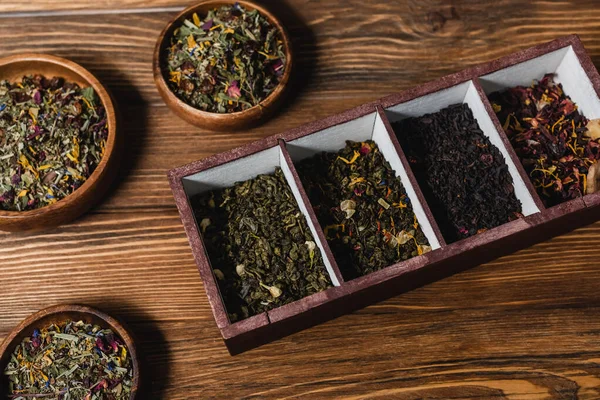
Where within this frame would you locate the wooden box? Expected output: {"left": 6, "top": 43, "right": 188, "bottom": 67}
{"left": 168, "top": 35, "right": 600, "bottom": 355}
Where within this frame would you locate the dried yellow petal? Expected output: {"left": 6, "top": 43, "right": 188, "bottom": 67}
{"left": 187, "top": 35, "right": 197, "bottom": 50}
{"left": 192, "top": 12, "right": 201, "bottom": 27}
{"left": 337, "top": 150, "right": 360, "bottom": 165}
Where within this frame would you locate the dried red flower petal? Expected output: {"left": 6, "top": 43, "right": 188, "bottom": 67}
{"left": 31, "top": 337, "right": 41, "bottom": 348}
{"left": 95, "top": 337, "right": 107, "bottom": 352}
{"left": 359, "top": 143, "right": 371, "bottom": 155}
{"left": 490, "top": 74, "right": 600, "bottom": 207}
{"left": 227, "top": 80, "right": 241, "bottom": 99}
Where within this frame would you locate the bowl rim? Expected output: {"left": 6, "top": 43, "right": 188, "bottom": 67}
{"left": 0, "top": 304, "right": 140, "bottom": 398}
{"left": 0, "top": 53, "right": 117, "bottom": 219}
{"left": 152, "top": 0, "right": 294, "bottom": 121}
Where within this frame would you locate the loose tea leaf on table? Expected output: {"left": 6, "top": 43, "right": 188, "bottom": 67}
{"left": 489, "top": 74, "right": 600, "bottom": 207}
{"left": 0, "top": 75, "right": 108, "bottom": 212}
{"left": 4, "top": 320, "right": 133, "bottom": 400}
{"left": 191, "top": 168, "right": 331, "bottom": 322}
{"left": 165, "top": 3, "right": 286, "bottom": 113}
{"left": 392, "top": 103, "right": 523, "bottom": 244}
{"left": 295, "top": 140, "right": 431, "bottom": 280}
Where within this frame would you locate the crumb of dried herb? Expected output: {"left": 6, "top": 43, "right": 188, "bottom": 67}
{"left": 165, "top": 4, "right": 286, "bottom": 114}
{"left": 392, "top": 103, "right": 523, "bottom": 243}
{"left": 0, "top": 75, "right": 107, "bottom": 212}
{"left": 295, "top": 140, "right": 431, "bottom": 280}
{"left": 191, "top": 168, "right": 331, "bottom": 322}
{"left": 489, "top": 74, "right": 600, "bottom": 207}
{"left": 4, "top": 320, "right": 133, "bottom": 400}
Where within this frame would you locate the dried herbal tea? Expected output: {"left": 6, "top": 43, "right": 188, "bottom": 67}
{"left": 489, "top": 74, "right": 600, "bottom": 207}
{"left": 295, "top": 140, "right": 431, "bottom": 280}
{"left": 392, "top": 104, "right": 523, "bottom": 244}
{"left": 0, "top": 75, "right": 108, "bottom": 212}
{"left": 3, "top": 320, "right": 133, "bottom": 400}
{"left": 165, "top": 3, "right": 286, "bottom": 113}
{"left": 191, "top": 168, "right": 331, "bottom": 322}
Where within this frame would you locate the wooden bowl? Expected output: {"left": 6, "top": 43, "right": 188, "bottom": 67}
{"left": 153, "top": 0, "right": 293, "bottom": 131}
{"left": 0, "top": 54, "right": 120, "bottom": 232}
{"left": 0, "top": 305, "right": 140, "bottom": 398}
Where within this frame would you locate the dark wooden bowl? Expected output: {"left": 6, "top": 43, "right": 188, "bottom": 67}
{"left": 0, "top": 305, "right": 140, "bottom": 398}
{"left": 0, "top": 54, "right": 120, "bottom": 232}
{"left": 153, "top": 0, "right": 293, "bottom": 131}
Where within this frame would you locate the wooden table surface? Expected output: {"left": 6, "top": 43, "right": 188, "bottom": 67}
{"left": 2, "top": 1, "right": 600, "bottom": 398}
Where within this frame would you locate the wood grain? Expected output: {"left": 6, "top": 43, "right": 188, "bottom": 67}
{"left": 2, "top": 0, "right": 600, "bottom": 398}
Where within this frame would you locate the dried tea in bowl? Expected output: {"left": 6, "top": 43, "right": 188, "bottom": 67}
{"left": 4, "top": 320, "right": 133, "bottom": 400}
{"left": 191, "top": 168, "right": 331, "bottom": 322}
{"left": 295, "top": 140, "right": 431, "bottom": 280}
{"left": 0, "top": 75, "right": 108, "bottom": 212}
{"left": 489, "top": 74, "right": 600, "bottom": 207}
{"left": 165, "top": 3, "right": 286, "bottom": 114}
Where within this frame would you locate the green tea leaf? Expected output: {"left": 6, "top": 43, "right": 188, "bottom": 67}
{"left": 191, "top": 168, "right": 332, "bottom": 322}
{"left": 296, "top": 140, "right": 432, "bottom": 279}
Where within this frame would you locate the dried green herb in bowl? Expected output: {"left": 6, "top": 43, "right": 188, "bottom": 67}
{"left": 0, "top": 75, "right": 107, "bottom": 212}
{"left": 164, "top": 2, "right": 287, "bottom": 114}
{"left": 295, "top": 140, "right": 431, "bottom": 280}
{"left": 191, "top": 168, "right": 332, "bottom": 322}
{"left": 3, "top": 320, "right": 133, "bottom": 400}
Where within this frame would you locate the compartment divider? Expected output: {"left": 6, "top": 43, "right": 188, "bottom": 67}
{"left": 471, "top": 77, "right": 546, "bottom": 211}
{"left": 278, "top": 139, "right": 346, "bottom": 286}
{"left": 374, "top": 106, "right": 447, "bottom": 248}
